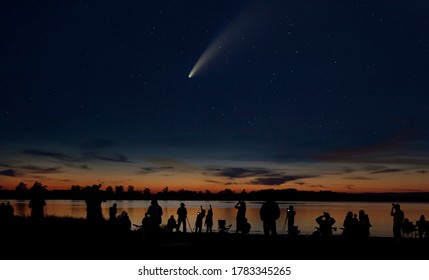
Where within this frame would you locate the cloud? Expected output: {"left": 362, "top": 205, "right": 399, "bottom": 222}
{"left": 207, "top": 167, "right": 270, "bottom": 179}
{"left": 20, "top": 165, "right": 63, "bottom": 174}
{"left": 63, "top": 163, "right": 90, "bottom": 170}
{"left": 137, "top": 166, "right": 174, "bottom": 174}
{"left": 150, "top": 157, "right": 199, "bottom": 171}
{"left": 370, "top": 168, "right": 402, "bottom": 174}
{"left": 91, "top": 154, "right": 133, "bottom": 163}
{"left": 136, "top": 158, "right": 201, "bottom": 176}
{"left": 204, "top": 179, "right": 223, "bottom": 184}
{"left": 0, "top": 169, "right": 16, "bottom": 177}
{"left": 79, "top": 138, "right": 116, "bottom": 150}
{"left": 22, "top": 149, "right": 78, "bottom": 162}
{"left": 391, "top": 188, "right": 426, "bottom": 192}
{"left": 343, "top": 176, "right": 375, "bottom": 180}
{"left": 308, "top": 184, "right": 328, "bottom": 189}
{"left": 250, "top": 175, "right": 310, "bottom": 186}
{"left": 205, "top": 166, "right": 317, "bottom": 186}
{"left": 313, "top": 130, "right": 429, "bottom": 166}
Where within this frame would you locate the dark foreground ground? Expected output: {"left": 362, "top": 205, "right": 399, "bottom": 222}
{"left": 1, "top": 216, "right": 428, "bottom": 260}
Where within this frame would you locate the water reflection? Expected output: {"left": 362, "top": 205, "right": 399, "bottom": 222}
{"left": 4, "top": 199, "right": 429, "bottom": 237}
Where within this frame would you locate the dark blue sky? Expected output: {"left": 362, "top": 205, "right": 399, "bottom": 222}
{"left": 1, "top": 0, "right": 429, "bottom": 192}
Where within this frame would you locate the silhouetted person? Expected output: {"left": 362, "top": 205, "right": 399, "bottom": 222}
{"left": 401, "top": 218, "right": 417, "bottom": 237}
{"left": 29, "top": 198, "right": 46, "bottom": 220}
{"left": 141, "top": 213, "right": 152, "bottom": 241}
{"left": 0, "top": 202, "right": 6, "bottom": 223}
{"left": 177, "top": 202, "right": 188, "bottom": 232}
{"left": 391, "top": 203, "right": 404, "bottom": 241}
{"left": 358, "top": 209, "right": 371, "bottom": 241}
{"left": 167, "top": 215, "right": 177, "bottom": 232}
{"left": 3, "top": 201, "right": 14, "bottom": 223}
{"left": 342, "top": 211, "right": 359, "bottom": 240}
{"left": 195, "top": 205, "right": 206, "bottom": 233}
{"left": 205, "top": 204, "right": 213, "bottom": 233}
{"left": 416, "top": 215, "right": 428, "bottom": 239}
{"left": 117, "top": 210, "right": 131, "bottom": 232}
{"left": 240, "top": 217, "right": 251, "bottom": 234}
{"left": 285, "top": 205, "right": 297, "bottom": 235}
{"left": 109, "top": 203, "right": 118, "bottom": 224}
{"left": 84, "top": 184, "right": 106, "bottom": 224}
{"left": 146, "top": 198, "right": 163, "bottom": 233}
{"left": 316, "top": 212, "right": 336, "bottom": 238}
{"left": 260, "top": 198, "right": 280, "bottom": 235}
{"left": 235, "top": 200, "right": 247, "bottom": 233}
{"left": 28, "top": 182, "right": 47, "bottom": 221}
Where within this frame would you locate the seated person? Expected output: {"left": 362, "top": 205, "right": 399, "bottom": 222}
{"left": 402, "top": 218, "right": 417, "bottom": 236}
{"left": 166, "top": 215, "right": 178, "bottom": 232}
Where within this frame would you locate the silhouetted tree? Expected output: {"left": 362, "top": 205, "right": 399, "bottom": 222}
{"left": 105, "top": 186, "right": 114, "bottom": 193}
{"left": 70, "top": 185, "right": 82, "bottom": 192}
{"left": 15, "top": 182, "right": 28, "bottom": 192}
{"left": 30, "top": 181, "right": 47, "bottom": 192}
{"left": 143, "top": 188, "right": 151, "bottom": 197}
{"left": 115, "top": 185, "right": 124, "bottom": 198}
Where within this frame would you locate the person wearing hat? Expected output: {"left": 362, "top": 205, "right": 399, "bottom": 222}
{"left": 177, "top": 202, "right": 188, "bottom": 232}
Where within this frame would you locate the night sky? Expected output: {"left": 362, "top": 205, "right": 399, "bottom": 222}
{"left": 1, "top": 0, "right": 429, "bottom": 193}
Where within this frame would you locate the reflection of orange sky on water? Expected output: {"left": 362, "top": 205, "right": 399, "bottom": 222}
{"left": 8, "top": 199, "right": 429, "bottom": 237}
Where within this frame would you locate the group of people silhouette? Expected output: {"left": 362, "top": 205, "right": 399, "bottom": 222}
{"left": 165, "top": 203, "right": 214, "bottom": 233}
{"left": 2, "top": 193, "right": 429, "bottom": 243}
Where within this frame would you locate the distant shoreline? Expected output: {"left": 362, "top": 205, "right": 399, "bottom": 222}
{"left": 3, "top": 188, "right": 429, "bottom": 202}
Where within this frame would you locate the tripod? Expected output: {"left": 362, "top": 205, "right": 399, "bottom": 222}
{"left": 281, "top": 209, "right": 288, "bottom": 235}
{"left": 186, "top": 216, "right": 193, "bottom": 232}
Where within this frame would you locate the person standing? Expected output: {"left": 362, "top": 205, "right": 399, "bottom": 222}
{"left": 235, "top": 200, "right": 247, "bottom": 233}
{"left": 285, "top": 205, "right": 297, "bottom": 235}
{"left": 84, "top": 184, "right": 106, "bottom": 224}
{"left": 391, "top": 203, "right": 404, "bottom": 242}
{"left": 177, "top": 202, "right": 188, "bottom": 232}
{"left": 205, "top": 204, "right": 213, "bottom": 233}
{"left": 358, "top": 209, "right": 371, "bottom": 241}
{"left": 260, "top": 197, "right": 280, "bottom": 235}
{"left": 109, "top": 203, "right": 118, "bottom": 224}
{"left": 146, "top": 198, "right": 163, "bottom": 232}
{"left": 194, "top": 205, "right": 206, "bottom": 233}
{"left": 28, "top": 182, "right": 47, "bottom": 221}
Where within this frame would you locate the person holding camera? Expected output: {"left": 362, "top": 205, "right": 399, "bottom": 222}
{"left": 235, "top": 200, "right": 247, "bottom": 234}
{"left": 285, "top": 205, "right": 296, "bottom": 235}
{"left": 391, "top": 203, "right": 404, "bottom": 241}
{"left": 316, "top": 212, "right": 336, "bottom": 238}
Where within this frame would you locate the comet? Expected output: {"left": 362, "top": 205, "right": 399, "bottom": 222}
{"left": 188, "top": 1, "right": 280, "bottom": 78}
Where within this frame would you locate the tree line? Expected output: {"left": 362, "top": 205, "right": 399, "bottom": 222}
{"left": 1, "top": 181, "right": 429, "bottom": 202}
